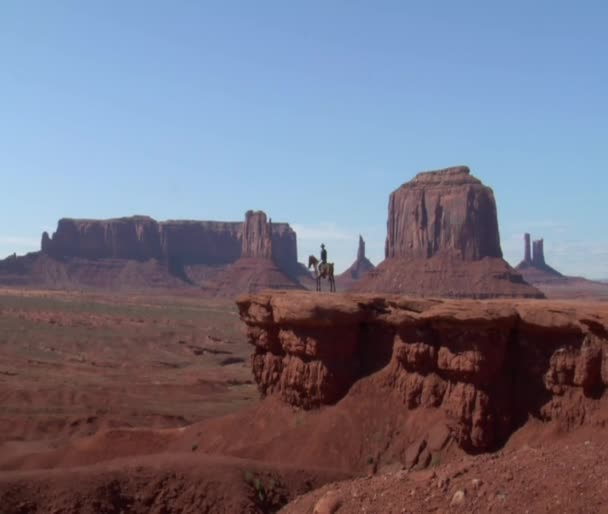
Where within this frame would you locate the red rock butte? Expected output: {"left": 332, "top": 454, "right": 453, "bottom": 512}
{"left": 351, "top": 165, "right": 543, "bottom": 298}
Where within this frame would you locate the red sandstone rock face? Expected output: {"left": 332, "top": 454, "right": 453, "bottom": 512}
{"left": 238, "top": 291, "right": 608, "bottom": 452}
{"left": 43, "top": 216, "right": 163, "bottom": 260}
{"left": 241, "top": 210, "right": 273, "bottom": 259}
{"left": 385, "top": 166, "right": 502, "bottom": 260}
{"left": 160, "top": 220, "right": 242, "bottom": 265}
{"left": 270, "top": 224, "right": 300, "bottom": 278}
{"left": 353, "top": 166, "right": 542, "bottom": 298}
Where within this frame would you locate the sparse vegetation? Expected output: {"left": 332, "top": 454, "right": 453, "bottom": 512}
{"left": 243, "top": 470, "right": 287, "bottom": 513}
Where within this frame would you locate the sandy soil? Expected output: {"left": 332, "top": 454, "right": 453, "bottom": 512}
{"left": 0, "top": 288, "right": 256, "bottom": 449}
{"left": 2, "top": 288, "right": 608, "bottom": 513}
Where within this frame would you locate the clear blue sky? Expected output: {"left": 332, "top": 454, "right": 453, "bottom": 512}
{"left": 1, "top": 1, "right": 607, "bottom": 277}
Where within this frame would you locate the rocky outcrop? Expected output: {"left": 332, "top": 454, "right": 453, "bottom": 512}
{"left": 532, "top": 238, "right": 546, "bottom": 267}
{"left": 336, "top": 236, "right": 375, "bottom": 290}
{"left": 238, "top": 291, "right": 608, "bottom": 452}
{"left": 241, "top": 211, "right": 273, "bottom": 259}
{"left": 385, "top": 166, "right": 502, "bottom": 261}
{"left": 199, "top": 211, "right": 304, "bottom": 296}
{"left": 516, "top": 234, "right": 563, "bottom": 280}
{"left": 271, "top": 224, "right": 300, "bottom": 278}
{"left": 524, "top": 233, "right": 532, "bottom": 263}
{"left": 352, "top": 166, "right": 543, "bottom": 298}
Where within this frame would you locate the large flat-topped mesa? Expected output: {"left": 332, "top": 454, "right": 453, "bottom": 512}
{"left": 40, "top": 213, "right": 296, "bottom": 266}
{"left": 352, "top": 165, "right": 542, "bottom": 298}
{"left": 1, "top": 210, "right": 305, "bottom": 292}
{"left": 386, "top": 165, "right": 501, "bottom": 261}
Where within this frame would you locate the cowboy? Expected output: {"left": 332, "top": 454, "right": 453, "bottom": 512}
{"left": 319, "top": 244, "right": 328, "bottom": 277}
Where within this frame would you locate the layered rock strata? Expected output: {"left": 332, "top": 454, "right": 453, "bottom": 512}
{"left": 238, "top": 291, "right": 608, "bottom": 452}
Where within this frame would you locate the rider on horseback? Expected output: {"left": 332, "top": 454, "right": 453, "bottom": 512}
{"left": 319, "top": 244, "right": 328, "bottom": 277}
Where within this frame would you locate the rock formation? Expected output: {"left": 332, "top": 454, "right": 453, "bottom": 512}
{"left": 514, "top": 234, "right": 608, "bottom": 298}
{"left": 516, "top": 233, "right": 562, "bottom": 278}
{"left": 385, "top": 166, "right": 502, "bottom": 261}
{"left": 160, "top": 220, "right": 242, "bottom": 266}
{"left": 336, "top": 235, "right": 375, "bottom": 290}
{"left": 351, "top": 166, "right": 543, "bottom": 298}
{"left": 514, "top": 234, "right": 608, "bottom": 295}
{"left": 532, "top": 238, "right": 546, "bottom": 267}
{"left": 241, "top": 210, "right": 273, "bottom": 259}
{"left": 39, "top": 214, "right": 296, "bottom": 268}
{"left": 201, "top": 210, "right": 304, "bottom": 296}
{"left": 41, "top": 216, "right": 164, "bottom": 261}
{"left": 0, "top": 211, "right": 304, "bottom": 293}
{"left": 238, "top": 291, "right": 608, "bottom": 455}
{"left": 524, "top": 233, "right": 531, "bottom": 263}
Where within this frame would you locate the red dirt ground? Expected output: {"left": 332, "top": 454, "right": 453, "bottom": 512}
{"left": 2, "top": 288, "right": 608, "bottom": 513}
{"left": 0, "top": 289, "right": 256, "bottom": 448}
{"left": 282, "top": 425, "right": 608, "bottom": 513}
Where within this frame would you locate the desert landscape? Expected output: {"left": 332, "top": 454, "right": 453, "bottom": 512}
{"left": 1, "top": 166, "right": 608, "bottom": 513}
{"left": 3, "top": 4, "right": 607, "bottom": 512}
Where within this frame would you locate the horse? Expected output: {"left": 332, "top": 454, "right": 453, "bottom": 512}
{"left": 308, "top": 255, "right": 336, "bottom": 292}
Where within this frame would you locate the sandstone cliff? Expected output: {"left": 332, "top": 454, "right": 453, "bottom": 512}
{"left": 159, "top": 220, "right": 242, "bottom": 265}
{"left": 42, "top": 216, "right": 163, "bottom": 260}
{"left": 238, "top": 291, "right": 608, "bottom": 459}
{"left": 352, "top": 166, "right": 542, "bottom": 298}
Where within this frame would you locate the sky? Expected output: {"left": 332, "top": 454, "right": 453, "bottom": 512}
{"left": 1, "top": 1, "right": 607, "bottom": 278}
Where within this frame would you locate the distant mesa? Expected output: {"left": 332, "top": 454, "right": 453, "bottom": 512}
{"left": 351, "top": 165, "right": 543, "bottom": 298}
{"left": 515, "top": 233, "right": 562, "bottom": 277}
{"left": 0, "top": 210, "right": 305, "bottom": 294}
{"left": 336, "top": 235, "right": 375, "bottom": 290}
